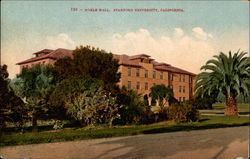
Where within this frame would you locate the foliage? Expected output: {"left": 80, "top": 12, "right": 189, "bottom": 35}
{"left": 1, "top": 115, "right": 249, "bottom": 147}
{"left": 54, "top": 45, "right": 121, "bottom": 91}
{"left": 191, "top": 91, "right": 218, "bottom": 109}
{"left": 167, "top": 103, "right": 199, "bottom": 123}
{"left": 50, "top": 76, "right": 102, "bottom": 107}
{"left": 66, "top": 89, "right": 122, "bottom": 127}
{"left": 150, "top": 84, "right": 173, "bottom": 106}
{"left": 115, "top": 87, "right": 145, "bottom": 125}
{"left": 11, "top": 64, "right": 59, "bottom": 131}
{"left": 216, "top": 92, "right": 250, "bottom": 104}
{"left": 0, "top": 65, "right": 25, "bottom": 130}
{"left": 53, "top": 120, "right": 64, "bottom": 130}
{"left": 195, "top": 50, "right": 250, "bottom": 116}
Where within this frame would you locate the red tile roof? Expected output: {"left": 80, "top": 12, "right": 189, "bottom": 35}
{"left": 16, "top": 48, "right": 73, "bottom": 65}
{"left": 33, "top": 49, "right": 54, "bottom": 55}
{"left": 114, "top": 54, "right": 196, "bottom": 76}
{"left": 129, "top": 54, "right": 151, "bottom": 60}
{"left": 113, "top": 54, "right": 141, "bottom": 67}
{"left": 17, "top": 48, "right": 196, "bottom": 76}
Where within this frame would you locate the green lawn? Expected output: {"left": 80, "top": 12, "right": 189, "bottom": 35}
{"left": 1, "top": 115, "right": 249, "bottom": 147}
{"left": 212, "top": 103, "right": 249, "bottom": 111}
{"left": 199, "top": 103, "right": 250, "bottom": 116}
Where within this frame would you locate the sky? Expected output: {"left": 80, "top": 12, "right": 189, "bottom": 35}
{"left": 1, "top": 1, "right": 249, "bottom": 78}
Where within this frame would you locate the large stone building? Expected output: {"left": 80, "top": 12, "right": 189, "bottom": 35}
{"left": 17, "top": 48, "right": 196, "bottom": 102}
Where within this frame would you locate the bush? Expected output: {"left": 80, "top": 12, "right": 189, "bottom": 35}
{"left": 167, "top": 104, "right": 199, "bottom": 123}
{"left": 115, "top": 88, "right": 145, "bottom": 125}
{"left": 192, "top": 97, "right": 214, "bottom": 109}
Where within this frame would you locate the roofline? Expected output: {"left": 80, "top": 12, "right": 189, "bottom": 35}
{"left": 119, "top": 63, "right": 142, "bottom": 68}
{"left": 32, "top": 49, "right": 54, "bottom": 55}
{"left": 16, "top": 57, "right": 56, "bottom": 65}
{"left": 154, "top": 67, "right": 196, "bottom": 76}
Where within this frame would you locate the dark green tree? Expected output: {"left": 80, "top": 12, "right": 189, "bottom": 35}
{"left": 50, "top": 76, "right": 122, "bottom": 127}
{"left": 195, "top": 50, "right": 250, "bottom": 116}
{"left": 54, "top": 45, "right": 121, "bottom": 92}
{"left": 50, "top": 76, "right": 103, "bottom": 109}
{"left": 115, "top": 87, "right": 145, "bottom": 125}
{"left": 0, "top": 65, "right": 24, "bottom": 130}
{"left": 191, "top": 92, "right": 218, "bottom": 109}
{"left": 11, "top": 64, "right": 58, "bottom": 132}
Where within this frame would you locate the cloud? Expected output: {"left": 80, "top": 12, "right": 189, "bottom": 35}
{"left": 46, "top": 33, "right": 76, "bottom": 49}
{"left": 112, "top": 28, "right": 215, "bottom": 74}
{"left": 174, "top": 28, "right": 184, "bottom": 37}
{"left": 192, "top": 27, "right": 213, "bottom": 40}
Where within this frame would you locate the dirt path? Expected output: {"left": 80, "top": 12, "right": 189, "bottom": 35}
{"left": 0, "top": 126, "right": 249, "bottom": 159}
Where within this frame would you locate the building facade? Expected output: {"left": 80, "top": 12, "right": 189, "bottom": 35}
{"left": 17, "top": 49, "right": 196, "bottom": 102}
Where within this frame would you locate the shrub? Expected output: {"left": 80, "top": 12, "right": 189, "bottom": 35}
{"left": 167, "top": 104, "right": 199, "bottom": 123}
{"left": 53, "top": 120, "right": 64, "bottom": 130}
{"left": 115, "top": 88, "right": 145, "bottom": 125}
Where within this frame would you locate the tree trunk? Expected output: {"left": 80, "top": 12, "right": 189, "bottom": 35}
{"left": 225, "top": 95, "right": 238, "bottom": 116}
{"left": 108, "top": 118, "right": 113, "bottom": 128}
{"left": 32, "top": 113, "right": 38, "bottom": 132}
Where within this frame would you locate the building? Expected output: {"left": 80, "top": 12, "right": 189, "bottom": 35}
{"left": 16, "top": 48, "right": 73, "bottom": 69}
{"left": 17, "top": 49, "right": 196, "bottom": 103}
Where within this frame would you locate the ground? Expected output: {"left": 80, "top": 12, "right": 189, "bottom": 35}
{"left": 1, "top": 126, "right": 248, "bottom": 159}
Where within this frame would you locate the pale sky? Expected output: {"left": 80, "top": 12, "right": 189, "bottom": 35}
{"left": 1, "top": 1, "right": 249, "bottom": 78}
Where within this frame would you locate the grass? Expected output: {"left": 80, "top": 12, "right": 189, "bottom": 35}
{"left": 1, "top": 115, "right": 249, "bottom": 147}
{"left": 199, "top": 103, "right": 250, "bottom": 116}
{"left": 212, "top": 103, "right": 249, "bottom": 111}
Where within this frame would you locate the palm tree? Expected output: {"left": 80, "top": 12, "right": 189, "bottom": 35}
{"left": 195, "top": 50, "right": 250, "bottom": 116}
{"left": 150, "top": 84, "right": 173, "bottom": 107}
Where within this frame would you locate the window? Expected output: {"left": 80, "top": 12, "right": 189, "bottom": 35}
{"left": 145, "top": 70, "right": 148, "bottom": 78}
{"left": 127, "top": 81, "right": 131, "bottom": 89}
{"left": 183, "top": 75, "right": 185, "bottom": 82}
{"left": 136, "top": 82, "right": 140, "bottom": 89}
{"left": 171, "top": 74, "right": 174, "bottom": 81}
{"left": 169, "top": 73, "right": 174, "bottom": 81}
{"left": 183, "top": 97, "right": 185, "bottom": 101}
{"left": 160, "top": 72, "right": 163, "bottom": 79}
{"left": 136, "top": 68, "right": 140, "bottom": 77}
{"left": 170, "top": 85, "right": 173, "bottom": 89}
{"left": 179, "top": 74, "right": 182, "bottom": 82}
{"left": 127, "top": 67, "right": 131, "bottom": 76}
{"left": 179, "top": 97, "right": 182, "bottom": 101}
{"left": 145, "top": 82, "right": 148, "bottom": 90}
{"left": 153, "top": 71, "right": 156, "bottom": 79}
{"left": 183, "top": 86, "right": 185, "bottom": 93}
{"left": 179, "top": 86, "right": 182, "bottom": 93}
{"left": 189, "top": 77, "right": 192, "bottom": 83}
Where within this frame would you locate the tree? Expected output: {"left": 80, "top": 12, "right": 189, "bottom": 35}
{"left": 150, "top": 84, "right": 173, "bottom": 107}
{"left": 54, "top": 45, "right": 121, "bottom": 92}
{"left": 11, "top": 64, "right": 58, "bottom": 131}
{"left": 115, "top": 87, "right": 145, "bottom": 125}
{"left": 49, "top": 76, "right": 103, "bottom": 108}
{"left": 66, "top": 88, "right": 121, "bottom": 127}
{"left": 0, "top": 65, "right": 24, "bottom": 130}
{"left": 195, "top": 50, "right": 250, "bottom": 116}
{"left": 191, "top": 90, "right": 219, "bottom": 109}
{"left": 50, "top": 76, "right": 122, "bottom": 127}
